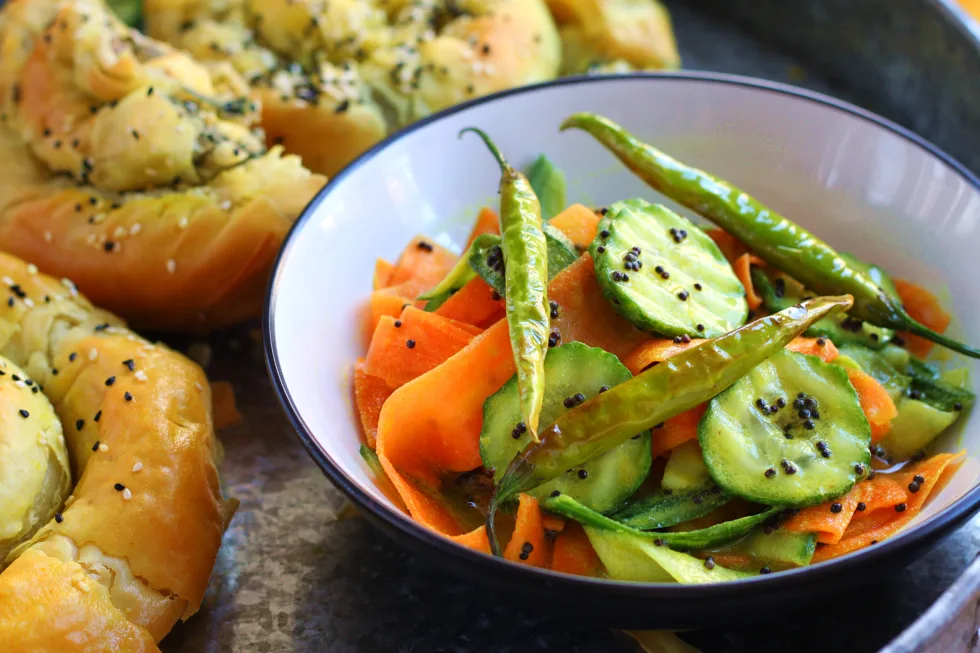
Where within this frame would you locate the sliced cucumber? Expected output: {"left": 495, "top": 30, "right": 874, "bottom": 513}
{"left": 907, "top": 365, "right": 974, "bottom": 413}
{"left": 838, "top": 344, "right": 911, "bottom": 403}
{"left": 877, "top": 399, "right": 958, "bottom": 461}
{"left": 752, "top": 267, "right": 893, "bottom": 349}
{"left": 661, "top": 440, "right": 712, "bottom": 491}
{"left": 700, "top": 349, "right": 871, "bottom": 507}
{"left": 589, "top": 199, "right": 747, "bottom": 338}
{"left": 525, "top": 154, "right": 567, "bottom": 221}
{"left": 586, "top": 528, "right": 753, "bottom": 583}
{"left": 710, "top": 528, "right": 817, "bottom": 567}
{"left": 611, "top": 486, "right": 729, "bottom": 530}
{"left": 543, "top": 494, "right": 778, "bottom": 551}
{"left": 469, "top": 227, "right": 578, "bottom": 297}
{"left": 480, "top": 343, "right": 651, "bottom": 512}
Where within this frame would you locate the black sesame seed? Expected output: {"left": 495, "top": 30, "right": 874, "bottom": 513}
{"left": 104, "top": 241, "right": 114, "bottom": 252}
{"left": 599, "top": 385, "right": 611, "bottom": 393}
{"left": 696, "top": 324, "right": 705, "bottom": 332}
{"left": 105, "top": 376, "right": 115, "bottom": 386}
{"left": 550, "top": 490, "right": 561, "bottom": 498}
{"left": 803, "top": 419, "right": 815, "bottom": 430}
{"left": 416, "top": 241, "right": 434, "bottom": 252}
{"left": 756, "top": 398, "right": 768, "bottom": 410}
{"left": 123, "top": 359, "right": 134, "bottom": 371}
{"left": 856, "top": 502, "right": 867, "bottom": 512}
{"left": 549, "top": 301, "right": 559, "bottom": 319}
{"left": 599, "top": 229, "right": 610, "bottom": 239}
{"left": 704, "top": 557, "right": 716, "bottom": 570}
{"left": 895, "top": 503, "right": 907, "bottom": 513}
{"left": 692, "top": 494, "right": 704, "bottom": 505}
{"left": 18, "top": 409, "right": 28, "bottom": 418}
{"left": 760, "top": 566, "right": 772, "bottom": 575}
{"left": 830, "top": 503, "right": 842, "bottom": 513}
{"left": 406, "top": 339, "right": 416, "bottom": 349}
{"left": 954, "top": 402, "right": 963, "bottom": 411}
{"left": 596, "top": 245, "right": 605, "bottom": 254}
{"left": 798, "top": 409, "right": 811, "bottom": 419}
{"left": 393, "top": 320, "right": 402, "bottom": 328}
{"left": 55, "top": 512, "right": 63, "bottom": 523}
{"left": 653, "top": 538, "right": 665, "bottom": 547}
{"left": 69, "top": 352, "right": 77, "bottom": 362}
{"left": 76, "top": 419, "right": 84, "bottom": 430}
{"left": 913, "top": 474, "right": 925, "bottom": 484}
{"left": 776, "top": 398, "right": 787, "bottom": 408}
{"left": 803, "top": 397, "right": 816, "bottom": 408}
{"left": 854, "top": 464, "right": 865, "bottom": 475}
{"left": 908, "top": 481, "right": 921, "bottom": 493}
{"left": 577, "top": 469, "right": 588, "bottom": 479}
{"left": 677, "top": 291, "right": 689, "bottom": 301}
{"left": 868, "top": 469, "right": 877, "bottom": 480}
{"left": 765, "top": 467, "right": 777, "bottom": 478}
{"left": 11, "top": 375, "right": 19, "bottom": 382}
{"left": 793, "top": 398, "right": 805, "bottom": 410}
{"left": 114, "top": 483, "right": 125, "bottom": 491}
{"left": 694, "top": 283, "right": 703, "bottom": 291}
{"left": 124, "top": 391, "right": 133, "bottom": 402}
{"left": 94, "top": 410, "right": 101, "bottom": 422}
{"left": 91, "top": 440, "right": 100, "bottom": 451}
{"left": 816, "top": 337, "right": 826, "bottom": 346}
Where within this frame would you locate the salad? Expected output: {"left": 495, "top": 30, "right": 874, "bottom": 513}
{"left": 352, "top": 114, "right": 975, "bottom": 583}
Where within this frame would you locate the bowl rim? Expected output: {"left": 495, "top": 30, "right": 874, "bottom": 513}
{"left": 264, "top": 71, "right": 980, "bottom": 595}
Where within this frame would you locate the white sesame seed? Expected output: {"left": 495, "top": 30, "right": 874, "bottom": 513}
{"left": 219, "top": 200, "right": 231, "bottom": 210}
{"left": 130, "top": 223, "right": 142, "bottom": 236}
{"left": 122, "top": 487, "right": 132, "bottom": 500}
{"left": 166, "top": 259, "right": 176, "bottom": 274}
{"left": 134, "top": 370, "right": 148, "bottom": 382}
{"left": 98, "top": 443, "right": 109, "bottom": 452}
{"left": 61, "top": 278, "right": 77, "bottom": 296}
{"left": 23, "top": 298, "right": 33, "bottom": 308}
{"left": 194, "top": 382, "right": 204, "bottom": 391}
{"left": 113, "top": 226, "right": 127, "bottom": 238}
{"left": 178, "top": 216, "right": 188, "bottom": 229}
{"left": 2, "top": 276, "right": 13, "bottom": 285}
{"left": 26, "top": 264, "right": 37, "bottom": 275}
{"left": 44, "top": 230, "right": 53, "bottom": 243}
{"left": 89, "top": 348, "right": 98, "bottom": 361}
{"left": 132, "top": 461, "right": 143, "bottom": 472}
{"left": 14, "top": 381, "right": 25, "bottom": 388}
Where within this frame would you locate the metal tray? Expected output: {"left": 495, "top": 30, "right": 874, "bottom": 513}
{"left": 158, "top": 2, "right": 980, "bottom": 651}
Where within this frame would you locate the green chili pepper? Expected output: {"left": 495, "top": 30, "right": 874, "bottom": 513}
{"left": 486, "top": 295, "right": 853, "bottom": 555}
{"left": 461, "top": 128, "right": 550, "bottom": 439}
{"left": 560, "top": 113, "right": 980, "bottom": 359}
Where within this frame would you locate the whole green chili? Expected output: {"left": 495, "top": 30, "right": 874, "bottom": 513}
{"left": 486, "top": 295, "right": 853, "bottom": 555}
{"left": 461, "top": 128, "right": 550, "bottom": 439}
{"left": 560, "top": 113, "right": 980, "bottom": 359}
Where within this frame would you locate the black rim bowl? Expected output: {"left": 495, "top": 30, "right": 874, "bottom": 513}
{"left": 263, "top": 72, "right": 980, "bottom": 628}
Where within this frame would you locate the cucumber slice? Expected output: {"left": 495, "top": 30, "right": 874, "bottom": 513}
{"left": 525, "top": 154, "right": 567, "bottom": 221}
{"left": 611, "top": 486, "right": 729, "bottom": 530}
{"left": 543, "top": 494, "right": 779, "bottom": 551}
{"left": 877, "top": 399, "right": 958, "bottom": 461}
{"left": 589, "top": 199, "right": 747, "bottom": 338}
{"left": 586, "top": 528, "right": 754, "bottom": 583}
{"left": 907, "top": 366, "right": 975, "bottom": 413}
{"left": 661, "top": 440, "right": 712, "bottom": 491}
{"left": 480, "top": 343, "right": 651, "bottom": 512}
{"left": 710, "top": 528, "right": 817, "bottom": 567}
{"left": 469, "top": 226, "right": 578, "bottom": 297}
{"left": 700, "top": 349, "right": 871, "bottom": 507}
{"left": 838, "top": 344, "right": 911, "bottom": 403}
{"left": 752, "top": 267, "right": 893, "bottom": 349}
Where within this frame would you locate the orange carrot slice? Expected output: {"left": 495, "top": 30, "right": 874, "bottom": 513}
{"left": 812, "top": 452, "right": 962, "bottom": 562}
{"left": 894, "top": 279, "right": 951, "bottom": 358}
{"left": 465, "top": 207, "right": 501, "bottom": 249}
{"left": 376, "top": 320, "right": 514, "bottom": 487}
{"left": 542, "top": 514, "right": 566, "bottom": 534}
{"left": 549, "top": 204, "right": 600, "bottom": 248}
{"left": 388, "top": 236, "right": 458, "bottom": 289}
{"left": 705, "top": 228, "right": 749, "bottom": 264}
{"left": 434, "top": 276, "right": 505, "bottom": 328}
{"left": 451, "top": 526, "right": 492, "bottom": 555}
{"left": 652, "top": 404, "right": 707, "bottom": 459}
{"left": 786, "top": 336, "right": 840, "bottom": 362}
{"left": 857, "top": 474, "right": 908, "bottom": 513}
{"left": 377, "top": 450, "right": 462, "bottom": 535}
{"left": 846, "top": 368, "right": 898, "bottom": 443}
{"left": 353, "top": 359, "right": 394, "bottom": 449}
{"left": 623, "top": 338, "right": 706, "bottom": 376}
{"left": 366, "top": 284, "right": 422, "bottom": 343}
{"left": 733, "top": 253, "right": 766, "bottom": 311}
{"left": 551, "top": 522, "right": 603, "bottom": 577}
{"left": 549, "top": 254, "right": 648, "bottom": 360}
{"left": 365, "top": 308, "right": 476, "bottom": 388}
{"left": 210, "top": 380, "right": 242, "bottom": 430}
{"left": 783, "top": 485, "right": 863, "bottom": 545}
{"left": 373, "top": 258, "right": 394, "bottom": 290}
{"left": 504, "top": 494, "right": 551, "bottom": 568}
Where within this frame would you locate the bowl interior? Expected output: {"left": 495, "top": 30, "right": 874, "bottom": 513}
{"left": 268, "top": 74, "right": 980, "bottom": 577}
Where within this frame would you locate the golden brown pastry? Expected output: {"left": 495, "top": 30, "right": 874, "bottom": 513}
{"left": 0, "top": 356, "right": 71, "bottom": 565}
{"left": 546, "top": 0, "right": 680, "bottom": 73}
{"left": 144, "top": 0, "right": 562, "bottom": 175}
{"left": 0, "top": 0, "right": 326, "bottom": 331}
{"left": 0, "top": 250, "right": 234, "bottom": 650}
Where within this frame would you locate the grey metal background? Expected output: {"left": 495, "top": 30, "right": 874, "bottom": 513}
{"left": 154, "top": 2, "right": 980, "bottom": 651}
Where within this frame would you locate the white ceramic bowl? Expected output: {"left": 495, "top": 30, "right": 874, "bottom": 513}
{"left": 265, "top": 73, "right": 980, "bottom": 627}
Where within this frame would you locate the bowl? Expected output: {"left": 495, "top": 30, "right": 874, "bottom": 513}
{"left": 264, "top": 72, "right": 980, "bottom": 628}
